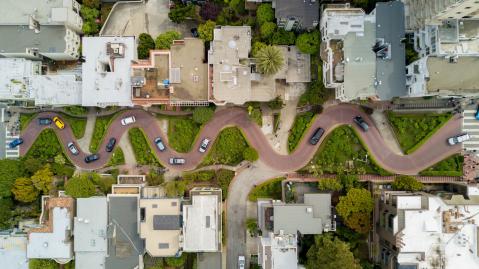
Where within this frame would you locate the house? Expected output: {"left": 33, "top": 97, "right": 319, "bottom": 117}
{"left": 0, "top": 0, "right": 82, "bottom": 61}
{"left": 131, "top": 38, "right": 209, "bottom": 107}
{"left": 273, "top": 0, "right": 319, "bottom": 31}
{"left": 258, "top": 232, "right": 298, "bottom": 269}
{"left": 81, "top": 36, "right": 136, "bottom": 107}
{"left": 0, "top": 231, "right": 29, "bottom": 269}
{"left": 26, "top": 196, "right": 74, "bottom": 264}
{"left": 74, "top": 197, "right": 108, "bottom": 269}
{"left": 376, "top": 186, "right": 479, "bottom": 268}
{"left": 320, "top": 2, "right": 406, "bottom": 102}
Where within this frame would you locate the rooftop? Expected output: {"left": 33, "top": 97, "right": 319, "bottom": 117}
{"left": 259, "top": 232, "right": 298, "bottom": 269}
{"left": 0, "top": 25, "right": 67, "bottom": 55}
{"left": 0, "top": 233, "right": 28, "bottom": 269}
{"left": 74, "top": 197, "right": 108, "bottom": 269}
{"left": 321, "top": 7, "right": 365, "bottom": 39}
{"left": 82, "top": 36, "right": 135, "bottom": 107}
{"left": 426, "top": 56, "right": 479, "bottom": 94}
{"left": 0, "top": 0, "right": 76, "bottom": 25}
{"left": 182, "top": 188, "right": 222, "bottom": 252}
{"left": 139, "top": 198, "right": 182, "bottom": 257}
{"left": 106, "top": 196, "right": 144, "bottom": 269}
{"left": 274, "top": 0, "right": 319, "bottom": 28}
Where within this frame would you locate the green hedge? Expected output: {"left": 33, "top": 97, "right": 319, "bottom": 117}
{"left": 168, "top": 117, "right": 201, "bottom": 153}
{"left": 60, "top": 114, "right": 86, "bottom": 139}
{"left": 107, "top": 147, "right": 125, "bottom": 167}
{"left": 201, "top": 127, "right": 249, "bottom": 166}
{"left": 288, "top": 112, "right": 315, "bottom": 152}
{"left": 64, "top": 106, "right": 88, "bottom": 116}
{"left": 420, "top": 154, "right": 463, "bottom": 176}
{"left": 128, "top": 128, "right": 161, "bottom": 166}
{"left": 248, "top": 177, "right": 284, "bottom": 202}
{"left": 25, "top": 129, "right": 70, "bottom": 164}
{"left": 90, "top": 113, "right": 117, "bottom": 152}
{"left": 20, "top": 113, "right": 37, "bottom": 131}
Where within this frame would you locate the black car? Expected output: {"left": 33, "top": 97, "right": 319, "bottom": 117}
{"left": 85, "top": 154, "right": 100, "bottom": 163}
{"left": 38, "top": 118, "right": 52, "bottom": 125}
{"left": 309, "top": 128, "right": 325, "bottom": 145}
{"left": 353, "top": 116, "right": 369, "bottom": 132}
{"left": 106, "top": 137, "right": 116, "bottom": 152}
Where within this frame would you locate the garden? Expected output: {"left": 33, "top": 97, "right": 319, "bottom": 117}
{"left": 168, "top": 117, "right": 201, "bottom": 153}
{"left": 386, "top": 111, "right": 452, "bottom": 154}
{"left": 248, "top": 177, "right": 284, "bottom": 202}
{"left": 288, "top": 112, "right": 315, "bottom": 152}
{"left": 201, "top": 127, "right": 250, "bottom": 166}
{"left": 420, "top": 154, "right": 463, "bottom": 176}
{"left": 90, "top": 113, "right": 118, "bottom": 152}
{"left": 165, "top": 169, "right": 235, "bottom": 199}
{"left": 128, "top": 128, "right": 161, "bottom": 166}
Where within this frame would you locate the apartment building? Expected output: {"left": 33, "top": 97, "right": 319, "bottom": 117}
{"left": 0, "top": 0, "right": 82, "bottom": 61}
{"left": 376, "top": 187, "right": 479, "bottom": 268}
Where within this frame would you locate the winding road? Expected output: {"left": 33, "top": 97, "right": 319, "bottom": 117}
{"left": 20, "top": 104, "right": 462, "bottom": 175}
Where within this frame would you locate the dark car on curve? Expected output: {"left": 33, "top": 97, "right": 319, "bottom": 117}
{"left": 309, "top": 128, "right": 325, "bottom": 145}
{"left": 106, "top": 138, "right": 116, "bottom": 152}
{"left": 38, "top": 118, "right": 52, "bottom": 125}
{"left": 154, "top": 137, "right": 166, "bottom": 151}
{"left": 9, "top": 138, "right": 23, "bottom": 148}
{"left": 85, "top": 154, "right": 100, "bottom": 163}
{"left": 353, "top": 116, "right": 369, "bottom": 132}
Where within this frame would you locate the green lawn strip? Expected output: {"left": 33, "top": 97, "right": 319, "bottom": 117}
{"left": 386, "top": 112, "right": 452, "bottom": 154}
{"left": 89, "top": 113, "right": 118, "bottom": 153}
{"left": 106, "top": 147, "right": 125, "bottom": 167}
{"left": 20, "top": 113, "right": 37, "bottom": 131}
{"left": 249, "top": 107, "right": 262, "bottom": 126}
{"left": 419, "top": 154, "right": 463, "bottom": 176}
{"left": 63, "top": 106, "right": 88, "bottom": 116}
{"left": 25, "top": 129, "right": 72, "bottom": 165}
{"left": 303, "top": 126, "right": 391, "bottom": 175}
{"left": 248, "top": 177, "right": 285, "bottom": 202}
{"left": 288, "top": 112, "right": 316, "bottom": 152}
{"left": 59, "top": 113, "right": 86, "bottom": 139}
{"left": 128, "top": 128, "right": 162, "bottom": 166}
{"left": 201, "top": 127, "right": 249, "bottom": 166}
{"left": 167, "top": 117, "right": 201, "bottom": 153}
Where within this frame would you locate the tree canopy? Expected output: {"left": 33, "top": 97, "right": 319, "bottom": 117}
{"left": 12, "top": 177, "right": 39, "bottom": 203}
{"left": 271, "top": 28, "right": 296, "bottom": 45}
{"left": 392, "top": 175, "right": 423, "bottom": 191}
{"left": 192, "top": 107, "right": 215, "bottom": 124}
{"left": 165, "top": 254, "right": 186, "bottom": 267}
{"left": 306, "top": 234, "right": 361, "bottom": 269}
{"left": 0, "top": 198, "right": 13, "bottom": 230}
{"left": 29, "top": 259, "right": 59, "bottom": 269}
{"left": 31, "top": 165, "right": 53, "bottom": 195}
{"left": 0, "top": 159, "right": 24, "bottom": 198}
{"left": 168, "top": 4, "right": 195, "bottom": 23}
{"left": 256, "top": 45, "right": 284, "bottom": 75}
{"left": 155, "top": 31, "right": 182, "bottom": 49}
{"left": 198, "top": 20, "right": 216, "bottom": 42}
{"left": 296, "top": 31, "right": 320, "bottom": 54}
{"left": 256, "top": 3, "right": 274, "bottom": 25}
{"left": 336, "top": 188, "right": 374, "bottom": 233}
{"left": 260, "top": 22, "right": 276, "bottom": 40}
{"left": 65, "top": 174, "right": 97, "bottom": 198}
{"left": 318, "top": 178, "right": 342, "bottom": 191}
{"left": 138, "top": 33, "right": 156, "bottom": 59}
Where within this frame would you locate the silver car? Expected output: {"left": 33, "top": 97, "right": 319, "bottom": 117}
{"left": 448, "top": 133, "right": 470, "bottom": 145}
{"left": 199, "top": 138, "right": 210, "bottom": 153}
{"left": 67, "top": 142, "right": 79, "bottom": 155}
{"left": 120, "top": 116, "right": 136, "bottom": 126}
{"left": 169, "top": 157, "right": 186, "bottom": 165}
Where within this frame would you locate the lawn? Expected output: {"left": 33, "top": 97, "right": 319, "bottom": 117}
{"left": 168, "top": 117, "right": 201, "bottom": 153}
{"left": 90, "top": 114, "right": 116, "bottom": 153}
{"left": 20, "top": 113, "right": 37, "bottom": 131}
{"left": 248, "top": 177, "right": 284, "bottom": 202}
{"left": 387, "top": 112, "right": 452, "bottom": 153}
{"left": 303, "top": 126, "right": 390, "bottom": 175}
{"left": 106, "top": 147, "right": 125, "bottom": 167}
{"left": 201, "top": 127, "right": 249, "bottom": 166}
{"left": 128, "top": 128, "right": 161, "bottom": 166}
{"left": 25, "top": 129, "right": 70, "bottom": 164}
{"left": 63, "top": 106, "right": 88, "bottom": 116}
{"left": 420, "top": 154, "right": 463, "bottom": 176}
{"left": 60, "top": 114, "right": 86, "bottom": 139}
{"left": 288, "top": 112, "right": 314, "bottom": 152}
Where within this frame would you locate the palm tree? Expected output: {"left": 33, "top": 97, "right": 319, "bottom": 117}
{"left": 256, "top": 45, "right": 284, "bottom": 75}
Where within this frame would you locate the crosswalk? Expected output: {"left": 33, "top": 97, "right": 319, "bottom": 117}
{"left": 462, "top": 109, "right": 479, "bottom": 155}
{"left": 5, "top": 129, "right": 19, "bottom": 158}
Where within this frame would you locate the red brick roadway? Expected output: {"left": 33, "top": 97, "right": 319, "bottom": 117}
{"left": 20, "top": 104, "right": 462, "bottom": 175}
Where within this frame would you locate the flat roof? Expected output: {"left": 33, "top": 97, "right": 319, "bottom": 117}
{"left": 0, "top": 234, "right": 28, "bottom": 269}
{"left": 426, "top": 56, "right": 479, "bottom": 94}
{"left": 106, "top": 196, "right": 144, "bottom": 269}
{"left": 260, "top": 233, "right": 298, "bottom": 269}
{"left": 27, "top": 207, "right": 72, "bottom": 260}
{"left": 0, "top": 58, "right": 39, "bottom": 100}
{"left": 321, "top": 8, "right": 365, "bottom": 39}
{"left": 183, "top": 195, "right": 220, "bottom": 252}
{"left": 273, "top": 205, "right": 323, "bottom": 234}
{"left": 375, "top": 1, "right": 407, "bottom": 100}
{"left": 82, "top": 36, "right": 135, "bottom": 107}
{"left": 74, "top": 197, "right": 108, "bottom": 269}
{"left": 0, "top": 0, "right": 66, "bottom": 24}
{"left": 139, "top": 198, "right": 181, "bottom": 257}
{"left": 0, "top": 25, "right": 66, "bottom": 54}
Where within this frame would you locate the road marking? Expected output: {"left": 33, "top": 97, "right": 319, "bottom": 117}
{"left": 462, "top": 110, "right": 479, "bottom": 156}
{"left": 4, "top": 129, "right": 19, "bottom": 159}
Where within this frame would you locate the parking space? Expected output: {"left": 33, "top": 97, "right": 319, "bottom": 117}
{"left": 5, "top": 129, "right": 19, "bottom": 158}
{"left": 462, "top": 109, "right": 479, "bottom": 155}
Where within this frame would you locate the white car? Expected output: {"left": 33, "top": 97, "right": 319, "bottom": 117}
{"left": 199, "top": 138, "right": 210, "bottom": 153}
{"left": 238, "top": 256, "right": 245, "bottom": 269}
{"left": 169, "top": 157, "right": 186, "bottom": 165}
{"left": 448, "top": 133, "right": 470, "bottom": 145}
{"left": 121, "top": 116, "right": 136, "bottom": 126}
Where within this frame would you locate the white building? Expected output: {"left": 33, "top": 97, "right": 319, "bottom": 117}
{"left": 0, "top": 232, "right": 29, "bottom": 269}
{"left": 81, "top": 36, "right": 136, "bottom": 107}
{"left": 0, "top": 0, "right": 82, "bottom": 61}
{"left": 377, "top": 187, "right": 479, "bottom": 268}
{"left": 258, "top": 232, "right": 298, "bottom": 269}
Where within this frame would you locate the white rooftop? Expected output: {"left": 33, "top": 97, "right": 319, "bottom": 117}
{"left": 0, "top": 0, "right": 74, "bottom": 24}
{"left": 82, "top": 36, "right": 135, "bottom": 107}
{"left": 74, "top": 197, "right": 108, "bottom": 269}
{"left": 321, "top": 8, "right": 366, "bottom": 39}
{"left": 0, "top": 234, "right": 29, "bottom": 269}
{"left": 182, "top": 195, "right": 219, "bottom": 252}
{"left": 259, "top": 232, "right": 298, "bottom": 269}
{"left": 27, "top": 207, "right": 72, "bottom": 260}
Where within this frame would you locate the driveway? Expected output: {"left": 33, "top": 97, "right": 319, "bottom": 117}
{"left": 20, "top": 104, "right": 462, "bottom": 174}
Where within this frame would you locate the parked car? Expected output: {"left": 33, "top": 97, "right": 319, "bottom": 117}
{"left": 169, "top": 157, "right": 185, "bottom": 165}
{"left": 154, "top": 137, "right": 166, "bottom": 151}
{"left": 67, "top": 142, "right": 79, "bottom": 155}
{"left": 53, "top": 116, "right": 65, "bottom": 129}
{"left": 38, "top": 118, "right": 52, "bottom": 125}
{"left": 353, "top": 116, "right": 369, "bottom": 131}
{"left": 309, "top": 128, "right": 325, "bottom": 145}
{"left": 475, "top": 106, "right": 479, "bottom": 120}
{"left": 199, "top": 138, "right": 210, "bottom": 153}
{"left": 120, "top": 116, "right": 136, "bottom": 126}
{"left": 9, "top": 138, "right": 23, "bottom": 149}
{"left": 84, "top": 154, "right": 100, "bottom": 163}
{"left": 106, "top": 138, "right": 116, "bottom": 152}
{"left": 238, "top": 256, "right": 245, "bottom": 269}
{"left": 448, "top": 133, "right": 470, "bottom": 145}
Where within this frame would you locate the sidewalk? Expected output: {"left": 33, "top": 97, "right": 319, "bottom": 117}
{"left": 76, "top": 108, "right": 97, "bottom": 153}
